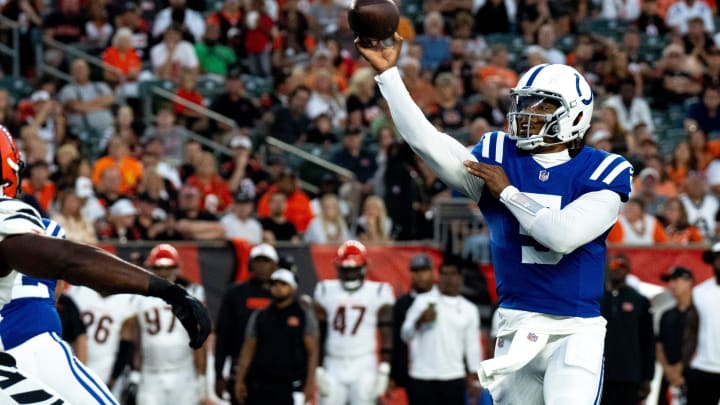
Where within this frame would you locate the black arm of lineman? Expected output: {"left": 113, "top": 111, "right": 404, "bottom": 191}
{"left": 0, "top": 234, "right": 211, "bottom": 349}
{"left": 378, "top": 305, "right": 393, "bottom": 363}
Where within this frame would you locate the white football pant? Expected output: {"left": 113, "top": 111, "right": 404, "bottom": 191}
{"left": 137, "top": 368, "right": 196, "bottom": 405}
{"left": 489, "top": 330, "right": 605, "bottom": 405}
{"left": 318, "top": 353, "right": 378, "bottom": 405}
{"left": 8, "top": 332, "right": 118, "bottom": 404}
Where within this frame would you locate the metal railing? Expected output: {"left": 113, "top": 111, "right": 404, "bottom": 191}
{"left": 433, "top": 198, "right": 486, "bottom": 257}
{"left": 0, "top": 15, "right": 20, "bottom": 77}
{"left": 145, "top": 84, "right": 355, "bottom": 191}
{"left": 36, "top": 37, "right": 127, "bottom": 103}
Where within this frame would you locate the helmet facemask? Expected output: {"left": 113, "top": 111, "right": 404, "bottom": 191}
{"left": 338, "top": 265, "right": 365, "bottom": 291}
{"left": 508, "top": 89, "right": 569, "bottom": 151}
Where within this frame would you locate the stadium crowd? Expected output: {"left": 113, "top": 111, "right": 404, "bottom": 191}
{"left": 2, "top": 0, "right": 720, "bottom": 403}
{"left": 2, "top": 0, "right": 720, "bottom": 247}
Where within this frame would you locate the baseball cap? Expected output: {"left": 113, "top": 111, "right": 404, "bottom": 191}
{"left": 702, "top": 241, "right": 720, "bottom": 263}
{"left": 270, "top": 268, "right": 297, "bottom": 289}
{"left": 638, "top": 167, "right": 660, "bottom": 182}
{"left": 589, "top": 130, "right": 610, "bottom": 145}
{"left": 75, "top": 176, "right": 94, "bottom": 198}
{"left": 30, "top": 90, "right": 50, "bottom": 103}
{"left": 409, "top": 253, "right": 432, "bottom": 271}
{"left": 660, "top": 266, "right": 694, "bottom": 282}
{"left": 109, "top": 198, "right": 137, "bottom": 216}
{"left": 250, "top": 243, "right": 279, "bottom": 263}
{"left": 229, "top": 134, "right": 252, "bottom": 149}
{"left": 608, "top": 254, "right": 631, "bottom": 270}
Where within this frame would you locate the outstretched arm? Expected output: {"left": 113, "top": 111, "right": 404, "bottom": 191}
{"left": 0, "top": 234, "right": 211, "bottom": 348}
{"left": 359, "top": 35, "right": 484, "bottom": 201}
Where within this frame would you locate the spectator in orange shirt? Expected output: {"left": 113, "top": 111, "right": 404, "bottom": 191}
{"left": 102, "top": 28, "right": 142, "bottom": 86}
{"left": 607, "top": 197, "right": 670, "bottom": 245}
{"left": 174, "top": 69, "right": 209, "bottom": 133}
{"left": 658, "top": 196, "right": 705, "bottom": 245}
{"left": 21, "top": 160, "right": 57, "bottom": 213}
{"left": 257, "top": 169, "right": 313, "bottom": 233}
{"left": 185, "top": 151, "right": 233, "bottom": 215}
{"left": 474, "top": 44, "right": 519, "bottom": 92}
{"left": 91, "top": 135, "right": 143, "bottom": 195}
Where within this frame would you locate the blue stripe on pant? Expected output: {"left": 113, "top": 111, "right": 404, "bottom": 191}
{"left": 49, "top": 332, "right": 118, "bottom": 404}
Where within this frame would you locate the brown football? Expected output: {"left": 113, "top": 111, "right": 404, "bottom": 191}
{"left": 348, "top": 0, "right": 399, "bottom": 42}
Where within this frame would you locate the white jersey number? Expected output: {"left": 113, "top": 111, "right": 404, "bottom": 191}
{"left": 520, "top": 193, "right": 564, "bottom": 265}
{"left": 332, "top": 305, "right": 366, "bottom": 335}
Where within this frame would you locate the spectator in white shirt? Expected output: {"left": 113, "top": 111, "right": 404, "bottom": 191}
{"left": 665, "top": 0, "right": 714, "bottom": 34}
{"left": 684, "top": 243, "right": 720, "bottom": 404}
{"left": 221, "top": 182, "right": 263, "bottom": 244}
{"left": 401, "top": 258, "right": 481, "bottom": 405}
{"left": 603, "top": 78, "right": 654, "bottom": 133}
{"left": 599, "top": 0, "right": 641, "bottom": 21}
{"left": 526, "top": 23, "right": 565, "bottom": 65}
{"left": 152, "top": 0, "right": 205, "bottom": 42}
{"left": 150, "top": 23, "right": 199, "bottom": 83}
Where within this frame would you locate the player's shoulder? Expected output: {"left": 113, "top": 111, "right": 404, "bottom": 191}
{"left": 578, "top": 147, "right": 633, "bottom": 182}
{"left": 363, "top": 280, "right": 394, "bottom": 296}
{"left": 0, "top": 198, "right": 44, "bottom": 235}
{"left": 470, "top": 131, "right": 514, "bottom": 165}
{"left": 314, "top": 279, "right": 341, "bottom": 297}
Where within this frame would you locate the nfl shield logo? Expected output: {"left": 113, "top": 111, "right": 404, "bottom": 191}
{"left": 538, "top": 170, "right": 550, "bottom": 182}
{"left": 497, "top": 337, "right": 504, "bottom": 348}
{"left": 527, "top": 332, "right": 538, "bottom": 342}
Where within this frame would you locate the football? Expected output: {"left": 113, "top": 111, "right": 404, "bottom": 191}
{"left": 348, "top": 0, "right": 399, "bottom": 44}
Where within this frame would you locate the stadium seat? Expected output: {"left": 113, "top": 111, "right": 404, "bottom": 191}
{"left": 242, "top": 75, "right": 273, "bottom": 99}
{"left": 0, "top": 76, "right": 34, "bottom": 101}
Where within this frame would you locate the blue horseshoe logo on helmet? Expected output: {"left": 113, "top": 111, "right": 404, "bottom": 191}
{"left": 575, "top": 74, "right": 593, "bottom": 105}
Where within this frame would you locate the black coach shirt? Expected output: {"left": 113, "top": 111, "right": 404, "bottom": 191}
{"left": 215, "top": 279, "right": 272, "bottom": 376}
{"left": 246, "top": 299, "right": 318, "bottom": 383}
{"left": 658, "top": 307, "right": 690, "bottom": 365}
{"left": 601, "top": 286, "right": 656, "bottom": 383}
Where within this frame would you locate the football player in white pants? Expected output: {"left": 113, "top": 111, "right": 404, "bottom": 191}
{"left": 0, "top": 125, "right": 210, "bottom": 404}
{"left": 314, "top": 241, "right": 395, "bottom": 405}
{"left": 357, "top": 37, "right": 632, "bottom": 404}
{"left": 67, "top": 284, "right": 138, "bottom": 393}
{"left": 121, "top": 244, "right": 211, "bottom": 405}
{"left": 0, "top": 218, "right": 119, "bottom": 404}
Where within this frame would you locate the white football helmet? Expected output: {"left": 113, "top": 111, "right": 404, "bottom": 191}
{"left": 507, "top": 64, "right": 594, "bottom": 151}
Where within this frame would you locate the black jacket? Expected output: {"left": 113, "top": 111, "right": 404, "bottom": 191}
{"left": 601, "top": 285, "right": 655, "bottom": 383}
{"left": 215, "top": 279, "right": 272, "bottom": 376}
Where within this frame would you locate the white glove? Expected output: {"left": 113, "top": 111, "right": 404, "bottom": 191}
{"left": 128, "top": 371, "right": 141, "bottom": 384}
{"left": 195, "top": 375, "right": 209, "bottom": 400}
{"left": 372, "top": 362, "right": 391, "bottom": 397}
{"left": 315, "top": 367, "right": 332, "bottom": 397}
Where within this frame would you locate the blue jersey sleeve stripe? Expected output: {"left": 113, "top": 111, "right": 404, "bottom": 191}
{"left": 602, "top": 161, "right": 633, "bottom": 184}
{"left": 495, "top": 132, "right": 506, "bottom": 163}
{"left": 589, "top": 155, "right": 621, "bottom": 181}
{"left": 480, "top": 132, "right": 493, "bottom": 159}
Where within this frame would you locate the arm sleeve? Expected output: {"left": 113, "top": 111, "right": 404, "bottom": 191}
{"left": 640, "top": 298, "right": 656, "bottom": 380}
{"left": 464, "top": 305, "right": 481, "bottom": 372}
{"left": 0, "top": 200, "right": 45, "bottom": 242}
{"left": 245, "top": 310, "right": 259, "bottom": 340}
{"left": 375, "top": 67, "right": 484, "bottom": 201}
{"left": 213, "top": 291, "right": 233, "bottom": 375}
{"left": 304, "top": 306, "right": 320, "bottom": 338}
{"left": 500, "top": 187, "right": 622, "bottom": 254}
{"left": 400, "top": 295, "right": 424, "bottom": 342}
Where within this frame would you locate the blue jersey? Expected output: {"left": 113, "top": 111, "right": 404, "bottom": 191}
{"left": 471, "top": 132, "right": 632, "bottom": 318}
{"left": 0, "top": 219, "right": 66, "bottom": 350}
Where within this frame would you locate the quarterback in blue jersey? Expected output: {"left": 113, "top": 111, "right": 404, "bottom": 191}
{"left": 358, "top": 35, "right": 632, "bottom": 404}
{"left": 0, "top": 219, "right": 119, "bottom": 404}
